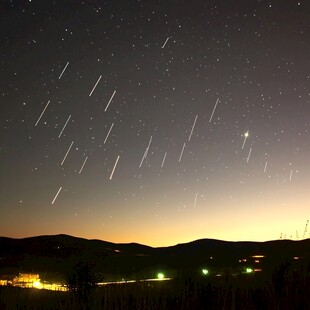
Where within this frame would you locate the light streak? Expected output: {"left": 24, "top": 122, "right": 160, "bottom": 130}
{"left": 264, "top": 161, "right": 268, "bottom": 173}
{"left": 193, "top": 193, "right": 198, "bottom": 208}
{"left": 161, "top": 37, "right": 169, "bottom": 49}
{"left": 161, "top": 152, "right": 167, "bottom": 168}
{"left": 139, "top": 149, "right": 147, "bottom": 168}
{"left": 61, "top": 141, "right": 74, "bottom": 165}
{"left": 209, "top": 98, "right": 219, "bottom": 123}
{"left": 144, "top": 135, "right": 153, "bottom": 158}
{"left": 58, "top": 62, "right": 69, "bottom": 79}
{"left": 51, "top": 187, "right": 62, "bottom": 205}
{"left": 246, "top": 147, "right": 252, "bottom": 163}
{"left": 139, "top": 136, "right": 153, "bottom": 168}
{"left": 289, "top": 169, "right": 293, "bottom": 181}
{"left": 179, "top": 143, "right": 186, "bottom": 162}
{"left": 78, "top": 156, "right": 88, "bottom": 174}
{"left": 188, "top": 115, "right": 198, "bottom": 141}
{"left": 89, "top": 75, "right": 102, "bottom": 96}
{"left": 109, "top": 155, "right": 120, "bottom": 180}
{"left": 35, "top": 100, "right": 50, "bottom": 126}
{"left": 241, "top": 131, "right": 249, "bottom": 149}
{"left": 104, "top": 90, "right": 116, "bottom": 112}
{"left": 58, "top": 115, "right": 71, "bottom": 138}
{"left": 104, "top": 123, "right": 114, "bottom": 144}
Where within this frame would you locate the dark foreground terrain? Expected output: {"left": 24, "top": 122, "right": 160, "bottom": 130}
{"left": 1, "top": 235, "right": 310, "bottom": 282}
{"left": 1, "top": 235, "right": 310, "bottom": 309}
{"left": 1, "top": 268, "right": 310, "bottom": 310}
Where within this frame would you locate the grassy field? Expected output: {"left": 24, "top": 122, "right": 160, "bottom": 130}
{"left": 1, "top": 269, "right": 310, "bottom": 310}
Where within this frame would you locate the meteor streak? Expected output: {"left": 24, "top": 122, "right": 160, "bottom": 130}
{"left": 61, "top": 141, "right": 74, "bottom": 165}
{"left": 188, "top": 115, "right": 198, "bottom": 141}
{"left": 58, "top": 62, "right": 69, "bottom": 79}
{"left": 241, "top": 131, "right": 249, "bottom": 150}
{"left": 110, "top": 155, "right": 120, "bottom": 180}
{"left": 89, "top": 75, "right": 102, "bottom": 96}
{"left": 179, "top": 143, "right": 186, "bottom": 162}
{"left": 51, "top": 187, "right": 62, "bottom": 205}
{"left": 209, "top": 98, "right": 219, "bottom": 123}
{"left": 161, "top": 37, "right": 169, "bottom": 49}
{"left": 35, "top": 100, "right": 50, "bottom": 126}
{"left": 104, "top": 90, "right": 116, "bottom": 112}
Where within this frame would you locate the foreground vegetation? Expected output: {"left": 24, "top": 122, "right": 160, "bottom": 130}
{"left": 1, "top": 261, "right": 310, "bottom": 310}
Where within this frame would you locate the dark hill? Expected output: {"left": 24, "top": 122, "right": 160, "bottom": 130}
{"left": 0, "top": 235, "right": 309, "bottom": 281}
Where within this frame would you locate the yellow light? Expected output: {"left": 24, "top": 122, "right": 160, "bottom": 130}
{"left": 33, "top": 281, "right": 42, "bottom": 289}
{"left": 244, "top": 131, "right": 249, "bottom": 137}
{"left": 252, "top": 255, "right": 265, "bottom": 258}
{"left": 202, "top": 269, "right": 209, "bottom": 275}
{"left": 157, "top": 273, "right": 164, "bottom": 280}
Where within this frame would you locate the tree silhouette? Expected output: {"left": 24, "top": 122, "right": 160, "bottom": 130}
{"left": 66, "top": 261, "right": 97, "bottom": 301}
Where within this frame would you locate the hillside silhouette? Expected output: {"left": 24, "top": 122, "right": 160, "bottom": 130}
{"left": 1, "top": 235, "right": 309, "bottom": 281}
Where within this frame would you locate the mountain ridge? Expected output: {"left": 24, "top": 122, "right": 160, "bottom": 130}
{"left": 1, "top": 234, "right": 309, "bottom": 281}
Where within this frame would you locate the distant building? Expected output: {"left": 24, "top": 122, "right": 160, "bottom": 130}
{"left": 0, "top": 280, "right": 8, "bottom": 286}
{"left": 12, "top": 273, "right": 41, "bottom": 288}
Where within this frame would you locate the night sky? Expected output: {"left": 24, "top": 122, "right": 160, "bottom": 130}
{"left": 1, "top": 0, "right": 309, "bottom": 246}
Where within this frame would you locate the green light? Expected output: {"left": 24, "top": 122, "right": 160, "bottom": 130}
{"left": 246, "top": 268, "right": 253, "bottom": 273}
{"left": 157, "top": 273, "right": 164, "bottom": 279}
{"left": 202, "top": 269, "right": 209, "bottom": 275}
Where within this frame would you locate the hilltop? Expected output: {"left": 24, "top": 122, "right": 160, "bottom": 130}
{"left": 1, "top": 235, "right": 309, "bottom": 281}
